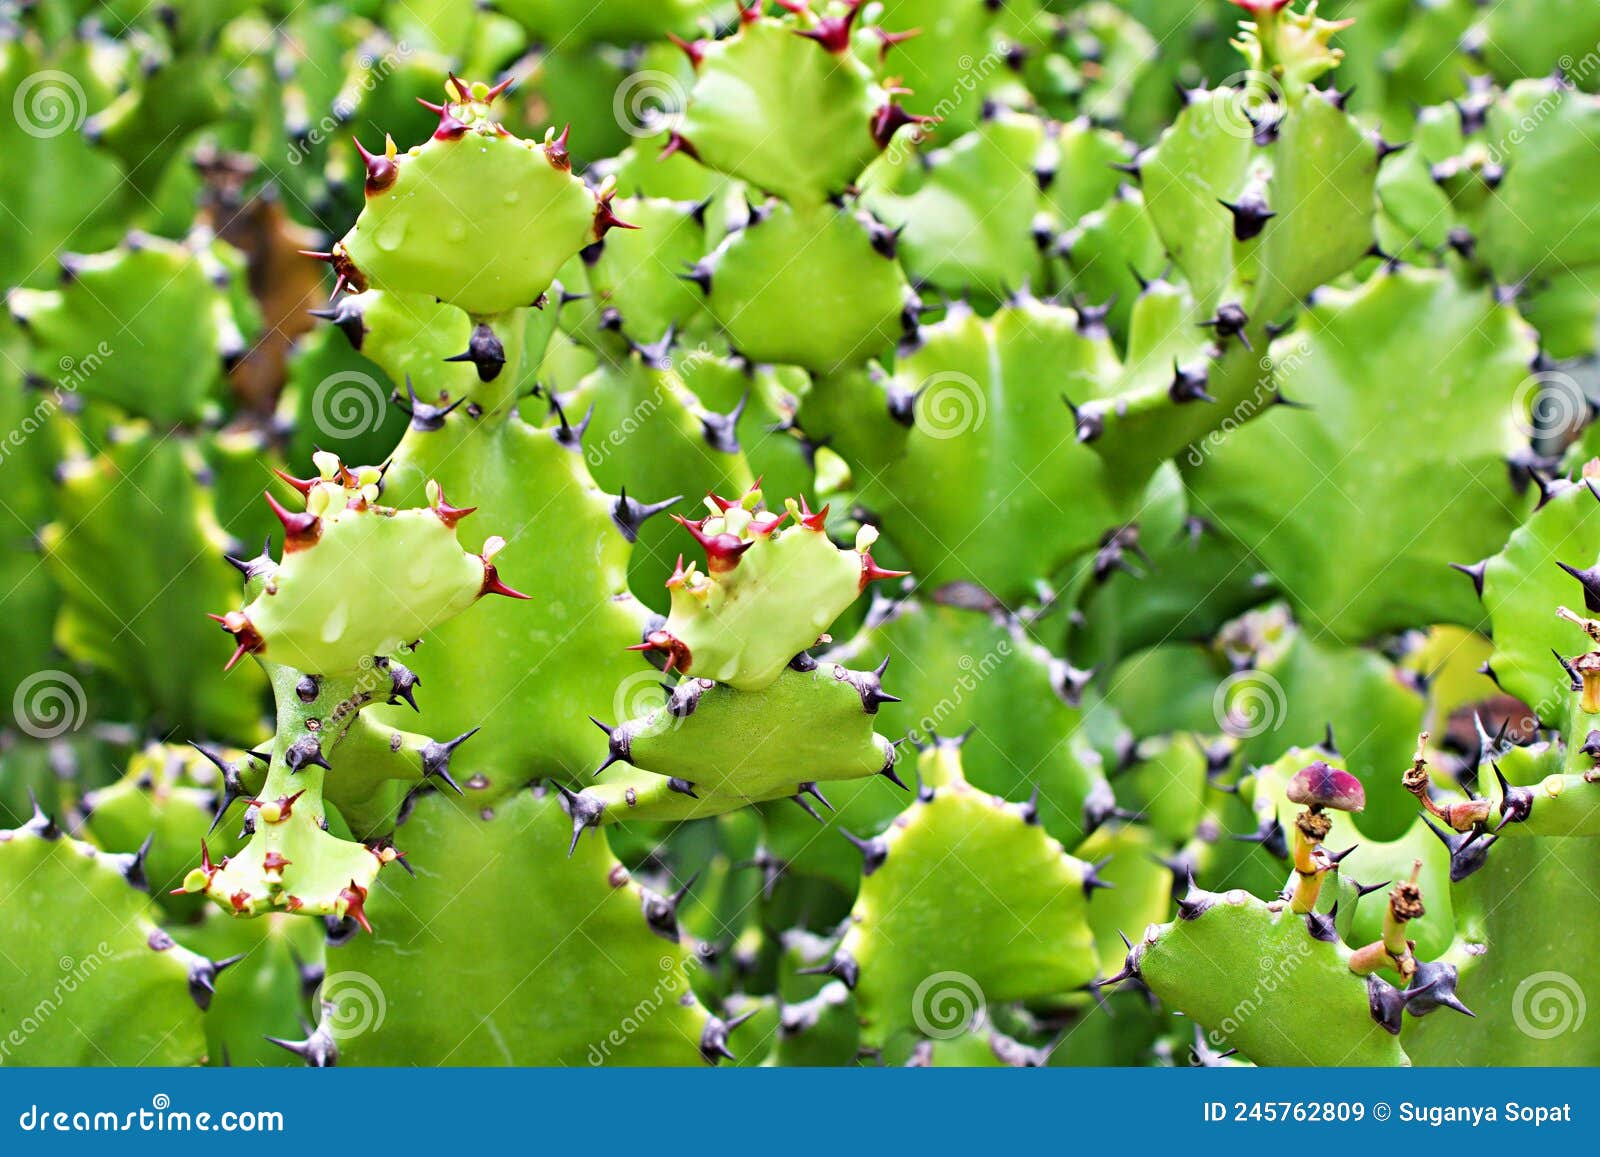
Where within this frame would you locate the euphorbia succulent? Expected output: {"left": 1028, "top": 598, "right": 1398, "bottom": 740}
{"left": 5, "top": 0, "right": 1600, "bottom": 1071}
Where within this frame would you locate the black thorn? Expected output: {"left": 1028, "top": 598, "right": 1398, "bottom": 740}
{"left": 841, "top": 828, "right": 889, "bottom": 876}
{"left": 1493, "top": 764, "right": 1534, "bottom": 830}
{"left": 442, "top": 322, "right": 508, "bottom": 382}
{"left": 555, "top": 783, "right": 606, "bottom": 856}
{"left": 797, "top": 949, "right": 859, "bottom": 990}
{"left": 1082, "top": 855, "right": 1114, "bottom": 900}
{"left": 589, "top": 716, "right": 632, "bottom": 776}
{"left": 610, "top": 487, "right": 681, "bottom": 544}
{"left": 1449, "top": 559, "right": 1488, "bottom": 597}
{"left": 284, "top": 735, "right": 331, "bottom": 774}
{"left": 420, "top": 728, "right": 479, "bottom": 794}
{"left": 700, "top": 391, "right": 747, "bottom": 454}
{"left": 1218, "top": 194, "right": 1274, "bottom": 241}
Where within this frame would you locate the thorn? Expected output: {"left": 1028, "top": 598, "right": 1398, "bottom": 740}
{"left": 352, "top": 136, "right": 397, "bottom": 195}
{"left": 1558, "top": 560, "right": 1600, "bottom": 614}
{"left": 443, "top": 323, "right": 508, "bottom": 382}
{"left": 1448, "top": 559, "right": 1488, "bottom": 597}
{"left": 420, "top": 729, "right": 478, "bottom": 794}
{"left": 699, "top": 1008, "right": 757, "bottom": 1065}
{"left": 840, "top": 828, "right": 889, "bottom": 876}
{"left": 1492, "top": 764, "right": 1534, "bottom": 830}
{"left": 590, "top": 716, "right": 632, "bottom": 776}
{"left": 641, "top": 872, "right": 698, "bottom": 942}
{"left": 1169, "top": 359, "right": 1215, "bottom": 404}
{"left": 284, "top": 735, "right": 331, "bottom": 773}
{"left": 555, "top": 784, "right": 605, "bottom": 856}
{"left": 394, "top": 376, "right": 465, "bottom": 433}
{"left": 609, "top": 488, "right": 681, "bottom": 543}
{"left": 1081, "top": 856, "right": 1114, "bottom": 900}
{"left": 700, "top": 392, "right": 747, "bottom": 455}
{"left": 1218, "top": 193, "right": 1275, "bottom": 241}
{"left": 263, "top": 492, "right": 320, "bottom": 551}
{"left": 797, "top": 950, "right": 859, "bottom": 990}
{"left": 264, "top": 1020, "right": 338, "bottom": 1067}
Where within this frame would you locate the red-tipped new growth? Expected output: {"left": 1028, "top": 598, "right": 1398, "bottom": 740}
{"left": 353, "top": 136, "right": 398, "bottom": 195}
{"left": 206, "top": 612, "right": 264, "bottom": 671}
{"left": 871, "top": 102, "right": 939, "bottom": 150}
{"left": 478, "top": 535, "right": 530, "bottom": 600}
{"left": 430, "top": 485, "right": 477, "bottom": 530}
{"left": 593, "top": 180, "right": 638, "bottom": 241}
{"left": 667, "top": 33, "right": 707, "bottom": 69}
{"left": 264, "top": 492, "right": 321, "bottom": 552}
{"left": 629, "top": 630, "right": 693, "bottom": 673}
{"left": 793, "top": 0, "right": 862, "bottom": 53}
{"left": 672, "top": 514, "right": 755, "bottom": 576}
{"left": 859, "top": 553, "right": 909, "bottom": 591}
{"left": 339, "top": 880, "right": 373, "bottom": 934}
{"left": 546, "top": 125, "right": 571, "bottom": 171}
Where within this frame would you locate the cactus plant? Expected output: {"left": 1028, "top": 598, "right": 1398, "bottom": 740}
{"left": 5, "top": 0, "right": 1600, "bottom": 1071}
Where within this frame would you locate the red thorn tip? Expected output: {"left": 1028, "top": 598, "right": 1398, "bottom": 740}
{"left": 272, "top": 467, "right": 316, "bottom": 495}
{"left": 431, "top": 486, "right": 477, "bottom": 528}
{"left": 263, "top": 492, "right": 321, "bottom": 550}
{"left": 751, "top": 511, "right": 788, "bottom": 535}
{"left": 860, "top": 553, "right": 910, "bottom": 590}
{"left": 340, "top": 881, "right": 373, "bottom": 933}
{"left": 875, "top": 26, "right": 922, "bottom": 61}
{"left": 659, "top": 132, "right": 700, "bottom": 163}
{"left": 484, "top": 76, "right": 516, "bottom": 103}
{"left": 546, "top": 124, "right": 571, "bottom": 170}
{"left": 739, "top": 1, "right": 763, "bottom": 23}
{"left": 707, "top": 492, "right": 738, "bottom": 512}
{"left": 479, "top": 557, "right": 531, "bottom": 600}
{"left": 416, "top": 97, "right": 445, "bottom": 115}
{"left": 298, "top": 250, "right": 334, "bottom": 263}
{"left": 593, "top": 195, "right": 639, "bottom": 241}
{"left": 629, "top": 630, "right": 692, "bottom": 673}
{"left": 794, "top": 1, "right": 861, "bottom": 53}
{"left": 666, "top": 554, "right": 689, "bottom": 587}
{"left": 667, "top": 33, "right": 706, "bottom": 68}
{"left": 802, "top": 502, "right": 830, "bottom": 531}
{"left": 354, "top": 137, "right": 398, "bottom": 195}
{"left": 229, "top": 891, "right": 250, "bottom": 912}
{"left": 201, "top": 840, "right": 214, "bottom": 874}
{"left": 672, "top": 514, "right": 755, "bottom": 574}
{"left": 262, "top": 851, "right": 290, "bottom": 872}
{"left": 208, "top": 612, "right": 264, "bottom": 670}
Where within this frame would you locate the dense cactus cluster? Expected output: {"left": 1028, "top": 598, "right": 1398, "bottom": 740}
{"left": 3, "top": 0, "right": 1600, "bottom": 1068}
